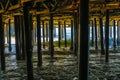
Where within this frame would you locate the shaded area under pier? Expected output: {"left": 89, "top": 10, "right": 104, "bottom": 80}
{"left": 2, "top": 46, "right": 120, "bottom": 80}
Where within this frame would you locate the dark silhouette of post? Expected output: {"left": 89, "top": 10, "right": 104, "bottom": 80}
{"left": 49, "top": 13, "right": 54, "bottom": 59}
{"left": 37, "top": 14, "right": 42, "bottom": 67}
{"left": 117, "top": 21, "right": 120, "bottom": 46}
{"left": 46, "top": 23, "right": 49, "bottom": 42}
{"left": 64, "top": 20, "right": 67, "bottom": 47}
{"left": 73, "top": 11, "right": 78, "bottom": 56}
{"left": 94, "top": 18, "right": 98, "bottom": 50}
{"left": 35, "top": 27, "right": 37, "bottom": 43}
{"left": 91, "top": 20, "right": 94, "bottom": 47}
{"left": 100, "top": 17, "right": 105, "bottom": 55}
{"left": 58, "top": 21, "right": 61, "bottom": 48}
{"left": 19, "top": 16, "right": 22, "bottom": 59}
{"left": 23, "top": 2, "right": 33, "bottom": 80}
{"left": 20, "top": 16, "right": 26, "bottom": 60}
{"left": 8, "top": 19, "right": 12, "bottom": 52}
{"left": 79, "top": 0, "right": 89, "bottom": 80}
{"left": 113, "top": 20, "right": 116, "bottom": 50}
{"left": 14, "top": 16, "right": 21, "bottom": 60}
{"left": 42, "top": 21, "right": 45, "bottom": 49}
{"left": 105, "top": 10, "right": 109, "bottom": 62}
{"left": 0, "top": 14, "right": 5, "bottom": 71}
{"left": 70, "top": 20, "right": 74, "bottom": 50}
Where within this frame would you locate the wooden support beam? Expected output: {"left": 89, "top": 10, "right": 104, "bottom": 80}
{"left": 18, "top": 16, "right": 22, "bottom": 59}
{"left": 79, "top": 0, "right": 89, "bottom": 80}
{"left": 100, "top": 17, "right": 105, "bottom": 55}
{"left": 73, "top": 11, "right": 78, "bottom": 56}
{"left": 23, "top": 3, "right": 33, "bottom": 80}
{"left": 20, "top": 16, "right": 26, "bottom": 60}
{"left": 42, "top": 21, "right": 45, "bottom": 49}
{"left": 105, "top": 10, "right": 109, "bottom": 63}
{"left": 34, "top": 26, "right": 37, "bottom": 43}
{"left": 109, "top": 25, "right": 112, "bottom": 38}
{"left": 8, "top": 4, "right": 21, "bottom": 11}
{"left": 8, "top": 19, "right": 12, "bottom": 52}
{"left": 91, "top": 20, "right": 94, "bottom": 47}
{"left": 53, "top": 26, "right": 56, "bottom": 37}
{"left": 117, "top": 21, "right": 120, "bottom": 46}
{"left": 70, "top": 20, "right": 73, "bottom": 50}
{"left": 0, "top": 2, "right": 4, "bottom": 10}
{"left": 64, "top": 20, "right": 67, "bottom": 47}
{"left": 14, "top": 16, "right": 21, "bottom": 60}
{"left": 5, "top": 0, "right": 10, "bottom": 10}
{"left": 113, "top": 20, "right": 116, "bottom": 49}
{"left": 0, "top": 10, "right": 4, "bottom": 13}
{"left": 37, "top": 2, "right": 42, "bottom": 67}
{"left": 61, "top": 24, "right": 64, "bottom": 40}
{"left": 37, "top": 14, "right": 42, "bottom": 67}
{"left": 94, "top": 18, "right": 98, "bottom": 50}
{"left": 0, "top": 14, "right": 5, "bottom": 71}
{"left": 49, "top": 13, "right": 54, "bottom": 59}
{"left": 46, "top": 22, "right": 49, "bottom": 42}
{"left": 58, "top": 21, "right": 61, "bottom": 48}
{"left": 42, "top": 2, "right": 49, "bottom": 9}
{"left": 7, "top": 24, "right": 9, "bottom": 44}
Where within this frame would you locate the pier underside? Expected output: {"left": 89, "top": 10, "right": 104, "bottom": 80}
{"left": 1, "top": 0, "right": 120, "bottom": 80}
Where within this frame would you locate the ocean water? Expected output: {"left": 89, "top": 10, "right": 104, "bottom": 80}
{"left": 5, "top": 26, "right": 119, "bottom": 52}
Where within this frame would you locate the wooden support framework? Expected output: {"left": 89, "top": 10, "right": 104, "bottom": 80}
{"left": 79, "top": 0, "right": 89, "bottom": 80}
{"left": 74, "top": 12, "right": 78, "bottom": 56}
{"left": 49, "top": 13, "right": 54, "bottom": 59}
{"left": 46, "top": 23, "right": 49, "bottom": 42}
{"left": 20, "top": 16, "right": 26, "bottom": 60}
{"left": 105, "top": 10, "right": 109, "bottom": 63}
{"left": 42, "top": 21, "right": 45, "bottom": 49}
{"left": 23, "top": 3, "right": 33, "bottom": 80}
{"left": 0, "top": 14, "right": 5, "bottom": 71}
{"left": 117, "top": 21, "right": 120, "bottom": 46}
{"left": 91, "top": 20, "right": 94, "bottom": 47}
{"left": 34, "top": 26, "right": 37, "bottom": 43}
{"left": 61, "top": 24, "right": 64, "bottom": 39}
{"left": 64, "top": 20, "right": 67, "bottom": 47}
{"left": 7, "top": 25, "right": 9, "bottom": 44}
{"left": 8, "top": 19, "right": 12, "bottom": 52}
{"left": 100, "top": 17, "right": 105, "bottom": 55}
{"left": 19, "top": 16, "right": 23, "bottom": 59}
{"left": 14, "top": 16, "right": 21, "bottom": 60}
{"left": 113, "top": 20, "right": 116, "bottom": 49}
{"left": 58, "top": 21, "right": 61, "bottom": 48}
{"left": 94, "top": 18, "right": 98, "bottom": 50}
{"left": 70, "top": 20, "right": 74, "bottom": 50}
{"left": 109, "top": 26, "right": 112, "bottom": 38}
{"left": 54, "top": 26, "right": 56, "bottom": 37}
{"left": 14, "top": 15, "right": 26, "bottom": 60}
{"left": 37, "top": 14, "right": 42, "bottom": 67}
